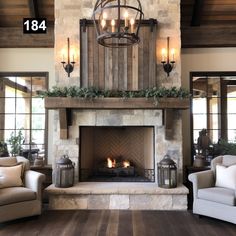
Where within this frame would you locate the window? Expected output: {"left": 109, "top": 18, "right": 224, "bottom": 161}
{"left": 191, "top": 72, "right": 236, "bottom": 160}
{"left": 0, "top": 73, "right": 48, "bottom": 164}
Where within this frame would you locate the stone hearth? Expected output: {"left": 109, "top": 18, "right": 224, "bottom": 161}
{"left": 46, "top": 183, "right": 188, "bottom": 210}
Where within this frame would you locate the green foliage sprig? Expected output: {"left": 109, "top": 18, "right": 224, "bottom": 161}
{"left": 39, "top": 86, "right": 190, "bottom": 99}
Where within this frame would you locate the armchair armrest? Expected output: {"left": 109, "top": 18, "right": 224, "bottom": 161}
{"left": 188, "top": 170, "right": 215, "bottom": 199}
{"left": 24, "top": 170, "right": 45, "bottom": 200}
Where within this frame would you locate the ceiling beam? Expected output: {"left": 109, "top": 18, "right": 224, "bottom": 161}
{"left": 0, "top": 27, "right": 54, "bottom": 48}
{"left": 191, "top": 0, "right": 204, "bottom": 26}
{"left": 28, "top": 0, "right": 39, "bottom": 18}
{"left": 181, "top": 25, "right": 236, "bottom": 48}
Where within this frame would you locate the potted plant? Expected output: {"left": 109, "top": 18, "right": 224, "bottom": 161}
{"left": 0, "top": 141, "right": 9, "bottom": 157}
{"left": 7, "top": 130, "right": 24, "bottom": 157}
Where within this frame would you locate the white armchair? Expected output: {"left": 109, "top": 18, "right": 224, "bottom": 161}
{"left": 0, "top": 156, "right": 45, "bottom": 223}
{"left": 188, "top": 155, "right": 236, "bottom": 224}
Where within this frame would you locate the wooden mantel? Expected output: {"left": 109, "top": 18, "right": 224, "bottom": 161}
{"left": 44, "top": 97, "right": 190, "bottom": 139}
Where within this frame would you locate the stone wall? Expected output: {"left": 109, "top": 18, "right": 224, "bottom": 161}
{"left": 53, "top": 0, "right": 183, "bottom": 184}
{"left": 55, "top": 0, "right": 181, "bottom": 87}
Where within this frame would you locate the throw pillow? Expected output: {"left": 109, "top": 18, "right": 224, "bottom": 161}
{"left": 0, "top": 164, "right": 23, "bottom": 189}
{"left": 215, "top": 164, "right": 236, "bottom": 190}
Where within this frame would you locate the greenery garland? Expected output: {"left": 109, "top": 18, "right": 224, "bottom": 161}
{"left": 39, "top": 86, "right": 190, "bottom": 99}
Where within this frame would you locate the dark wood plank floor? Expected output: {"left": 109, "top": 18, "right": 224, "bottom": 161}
{"left": 0, "top": 210, "right": 236, "bottom": 236}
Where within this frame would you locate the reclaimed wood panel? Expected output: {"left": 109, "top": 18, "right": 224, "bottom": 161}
{"left": 80, "top": 19, "right": 157, "bottom": 90}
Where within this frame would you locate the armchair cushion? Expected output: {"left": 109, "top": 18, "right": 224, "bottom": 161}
{"left": 198, "top": 187, "right": 235, "bottom": 206}
{"left": 215, "top": 164, "right": 236, "bottom": 190}
{"left": 0, "top": 164, "right": 23, "bottom": 188}
{"left": 0, "top": 187, "right": 36, "bottom": 206}
{"left": 0, "top": 157, "right": 17, "bottom": 166}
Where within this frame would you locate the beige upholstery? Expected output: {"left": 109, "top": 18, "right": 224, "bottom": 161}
{"left": 0, "top": 156, "right": 45, "bottom": 223}
{"left": 189, "top": 155, "right": 236, "bottom": 224}
{"left": 0, "top": 187, "right": 36, "bottom": 206}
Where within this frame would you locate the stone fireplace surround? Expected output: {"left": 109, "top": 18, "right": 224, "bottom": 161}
{"left": 47, "top": 0, "right": 188, "bottom": 210}
{"left": 46, "top": 109, "right": 188, "bottom": 210}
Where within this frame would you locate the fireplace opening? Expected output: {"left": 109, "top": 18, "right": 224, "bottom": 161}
{"left": 79, "top": 126, "right": 155, "bottom": 182}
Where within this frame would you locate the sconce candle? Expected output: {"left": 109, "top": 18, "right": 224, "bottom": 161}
{"left": 61, "top": 38, "right": 76, "bottom": 77}
{"left": 161, "top": 37, "right": 176, "bottom": 77}
{"left": 111, "top": 19, "right": 115, "bottom": 33}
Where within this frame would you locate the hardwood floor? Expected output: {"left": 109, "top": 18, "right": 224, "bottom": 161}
{"left": 0, "top": 210, "right": 236, "bottom": 236}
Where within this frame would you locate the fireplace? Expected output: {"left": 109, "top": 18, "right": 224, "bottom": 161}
{"left": 79, "top": 126, "right": 155, "bottom": 182}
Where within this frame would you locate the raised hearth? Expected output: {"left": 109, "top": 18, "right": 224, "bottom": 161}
{"left": 46, "top": 183, "right": 188, "bottom": 210}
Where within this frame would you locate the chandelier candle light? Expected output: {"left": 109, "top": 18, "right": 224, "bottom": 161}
{"left": 161, "top": 37, "right": 176, "bottom": 76}
{"left": 92, "top": 0, "right": 144, "bottom": 48}
{"left": 61, "top": 38, "right": 76, "bottom": 77}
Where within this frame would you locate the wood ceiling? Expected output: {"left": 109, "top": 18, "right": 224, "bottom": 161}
{"left": 181, "top": 0, "right": 236, "bottom": 47}
{"left": 0, "top": 0, "right": 54, "bottom": 47}
{"left": 0, "top": 0, "right": 235, "bottom": 48}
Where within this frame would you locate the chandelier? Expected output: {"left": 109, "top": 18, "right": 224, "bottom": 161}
{"left": 92, "top": 0, "right": 144, "bottom": 48}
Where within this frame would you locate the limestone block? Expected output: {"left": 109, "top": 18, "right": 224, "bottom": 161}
{"left": 87, "top": 195, "right": 110, "bottom": 209}
{"left": 49, "top": 195, "right": 88, "bottom": 210}
{"left": 122, "top": 115, "right": 144, "bottom": 126}
{"left": 144, "top": 110, "right": 162, "bottom": 126}
{"left": 129, "top": 194, "right": 172, "bottom": 210}
{"left": 172, "top": 195, "right": 188, "bottom": 210}
{"left": 109, "top": 195, "right": 130, "bottom": 209}
{"left": 96, "top": 114, "right": 123, "bottom": 126}
{"left": 75, "top": 111, "right": 96, "bottom": 125}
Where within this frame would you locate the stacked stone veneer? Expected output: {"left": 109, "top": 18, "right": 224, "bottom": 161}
{"left": 50, "top": 0, "right": 188, "bottom": 210}
{"left": 53, "top": 109, "right": 183, "bottom": 183}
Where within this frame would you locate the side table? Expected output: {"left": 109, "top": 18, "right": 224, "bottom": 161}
{"left": 185, "top": 166, "right": 210, "bottom": 209}
{"left": 30, "top": 165, "right": 52, "bottom": 203}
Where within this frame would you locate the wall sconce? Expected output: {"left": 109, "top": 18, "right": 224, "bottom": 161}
{"left": 161, "top": 37, "right": 175, "bottom": 76}
{"left": 61, "top": 38, "right": 75, "bottom": 77}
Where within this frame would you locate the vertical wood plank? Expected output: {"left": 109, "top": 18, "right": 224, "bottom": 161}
{"left": 143, "top": 27, "right": 150, "bottom": 89}
{"left": 93, "top": 27, "right": 99, "bottom": 88}
{"left": 81, "top": 27, "right": 88, "bottom": 88}
{"left": 98, "top": 44, "right": 105, "bottom": 89}
{"left": 138, "top": 28, "right": 144, "bottom": 90}
{"left": 118, "top": 47, "right": 125, "bottom": 90}
{"left": 127, "top": 46, "right": 133, "bottom": 90}
{"left": 132, "top": 45, "right": 139, "bottom": 90}
{"left": 113, "top": 47, "right": 119, "bottom": 90}
{"left": 105, "top": 47, "right": 113, "bottom": 90}
{"left": 88, "top": 27, "right": 94, "bottom": 87}
{"left": 149, "top": 25, "right": 157, "bottom": 88}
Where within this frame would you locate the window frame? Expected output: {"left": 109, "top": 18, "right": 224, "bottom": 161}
{"left": 190, "top": 71, "right": 236, "bottom": 163}
{"left": 0, "top": 72, "right": 49, "bottom": 164}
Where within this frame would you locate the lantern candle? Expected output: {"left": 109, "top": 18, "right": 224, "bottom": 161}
{"left": 124, "top": 11, "right": 129, "bottom": 27}
{"left": 130, "top": 18, "right": 135, "bottom": 33}
{"left": 101, "top": 19, "right": 106, "bottom": 29}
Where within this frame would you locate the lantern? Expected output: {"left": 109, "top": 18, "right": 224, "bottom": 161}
{"left": 55, "top": 155, "right": 75, "bottom": 188}
{"left": 158, "top": 155, "right": 177, "bottom": 188}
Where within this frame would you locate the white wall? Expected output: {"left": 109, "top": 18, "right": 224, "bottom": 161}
{"left": 0, "top": 48, "right": 55, "bottom": 164}
{"left": 181, "top": 48, "right": 236, "bottom": 166}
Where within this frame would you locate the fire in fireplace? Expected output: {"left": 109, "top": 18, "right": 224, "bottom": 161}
{"left": 79, "top": 126, "right": 155, "bottom": 182}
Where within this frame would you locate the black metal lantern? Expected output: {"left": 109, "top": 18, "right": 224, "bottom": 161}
{"left": 158, "top": 155, "right": 177, "bottom": 188}
{"left": 55, "top": 155, "right": 75, "bottom": 188}
{"left": 92, "top": 0, "right": 144, "bottom": 48}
